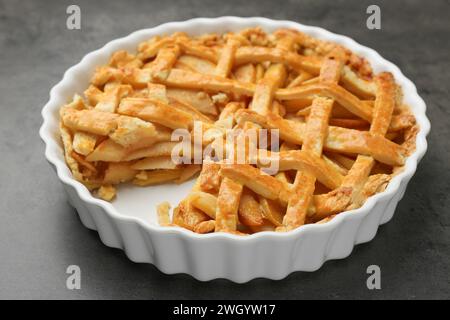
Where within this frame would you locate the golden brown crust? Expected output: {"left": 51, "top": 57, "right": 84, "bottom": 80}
{"left": 199, "top": 162, "right": 222, "bottom": 193}
{"left": 62, "top": 108, "right": 119, "bottom": 136}
{"left": 219, "top": 164, "right": 291, "bottom": 204}
{"left": 117, "top": 97, "right": 193, "bottom": 129}
{"left": 238, "top": 193, "right": 265, "bottom": 227}
{"left": 215, "top": 177, "right": 243, "bottom": 232}
{"left": 58, "top": 27, "right": 417, "bottom": 234}
{"left": 194, "top": 220, "right": 216, "bottom": 234}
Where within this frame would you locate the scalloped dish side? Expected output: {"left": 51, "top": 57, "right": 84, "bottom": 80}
{"left": 39, "top": 18, "right": 429, "bottom": 282}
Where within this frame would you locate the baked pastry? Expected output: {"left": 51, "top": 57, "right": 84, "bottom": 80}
{"left": 59, "top": 27, "right": 418, "bottom": 235}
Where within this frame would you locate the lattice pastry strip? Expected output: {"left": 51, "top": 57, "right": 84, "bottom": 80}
{"left": 235, "top": 109, "right": 405, "bottom": 166}
{"left": 280, "top": 54, "right": 342, "bottom": 230}
{"left": 249, "top": 34, "right": 294, "bottom": 116}
{"left": 340, "top": 72, "right": 397, "bottom": 209}
{"left": 214, "top": 37, "right": 240, "bottom": 78}
{"left": 281, "top": 97, "right": 334, "bottom": 230}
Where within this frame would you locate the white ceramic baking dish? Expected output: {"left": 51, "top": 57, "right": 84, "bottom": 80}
{"left": 39, "top": 17, "right": 430, "bottom": 283}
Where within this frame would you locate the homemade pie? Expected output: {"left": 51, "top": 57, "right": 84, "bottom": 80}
{"left": 59, "top": 27, "right": 418, "bottom": 235}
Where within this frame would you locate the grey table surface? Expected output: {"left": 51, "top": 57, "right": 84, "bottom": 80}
{"left": 0, "top": 0, "right": 449, "bottom": 300}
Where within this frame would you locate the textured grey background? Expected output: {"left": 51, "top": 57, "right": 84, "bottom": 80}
{"left": 0, "top": 0, "right": 449, "bottom": 299}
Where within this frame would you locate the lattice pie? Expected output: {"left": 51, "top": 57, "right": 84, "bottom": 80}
{"left": 59, "top": 28, "right": 418, "bottom": 234}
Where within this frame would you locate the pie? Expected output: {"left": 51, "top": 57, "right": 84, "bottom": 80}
{"left": 59, "top": 27, "right": 418, "bottom": 235}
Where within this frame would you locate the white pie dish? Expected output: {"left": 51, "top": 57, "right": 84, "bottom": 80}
{"left": 39, "top": 16, "right": 430, "bottom": 283}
